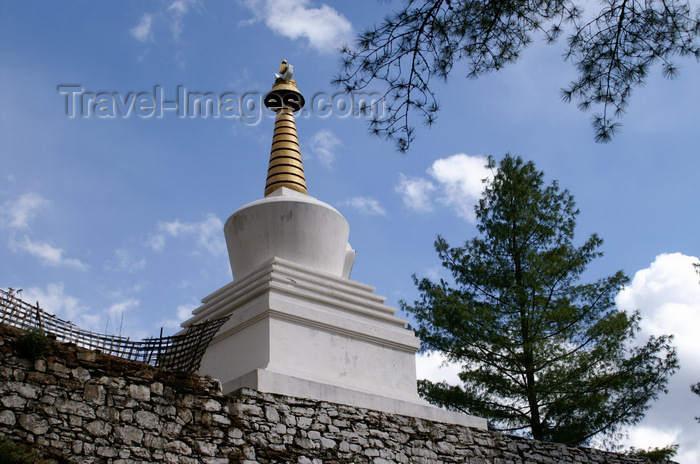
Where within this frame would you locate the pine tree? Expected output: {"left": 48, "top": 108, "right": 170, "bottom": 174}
{"left": 335, "top": 0, "right": 700, "bottom": 151}
{"left": 403, "top": 154, "right": 678, "bottom": 445}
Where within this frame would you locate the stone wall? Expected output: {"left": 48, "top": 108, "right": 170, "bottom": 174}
{"left": 0, "top": 324, "right": 666, "bottom": 464}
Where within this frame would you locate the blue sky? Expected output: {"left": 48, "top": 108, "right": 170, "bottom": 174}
{"left": 1, "top": 0, "right": 699, "bottom": 460}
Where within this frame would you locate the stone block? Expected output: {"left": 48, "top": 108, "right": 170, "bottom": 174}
{"left": 297, "top": 416, "right": 313, "bottom": 429}
{"left": 120, "top": 408, "right": 133, "bottom": 422}
{"left": 56, "top": 399, "right": 96, "bottom": 418}
{"left": 132, "top": 447, "right": 152, "bottom": 459}
{"left": 68, "top": 414, "right": 82, "bottom": 427}
{"left": 143, "top": 434, "right": 165, "bottom": 449}
{"left": 128, "top": 384, "right": 150, "bottom": 401}
{"left": 83, "top": 384, "right": 106, "bottom": 404}
{"left": 98, "top": 375, "right": 126, "bottom": 389}
{"left": 48, "top": 362, "right": 71, "bottom": 375}
{"left": 96, "top": 405, "right": 119, "bottom": 421}
{"left": 33, "top": 359, "right": 46, "bottom": 372}
{"left": 163, "top": 421, "right": 183, "bottom": 438}
{"left": 71, "top": 440, "right": 83, "bottom": 454}
{"left": 135, "top": 410, "right": 159, "bottom": 429}
{"left": 115, "top": 424, "right": 144, "bottom": 445}
{"left": 18, "top": 413, "right": 49, "bottom": 435}
{"left": 72, "top": 367, "right": 91, "bottom": 382}
{"left": 0, "top": 410, "right": 16, "bottom": 426}
{"left": 212, "top": 413, "right": 231, "bottom": 425}
{"left": 436, "top": 441, "right": 455, "bottom": 454}
{"left": 151, "top": 381, "right": 164, "bottom": 396}
{"left": 177, "top": 407, "right": 193, "bottom": 423}
{"left": 294, "top": 437, "right": 318, "bottom": 450}
{"left": 265, "top": 405, "right": 280, "bottom": 422}
{"left": 85, "top": 419, "right": 111, "bottom": 437}
{"left": 196, "top": 441, "right": 218, "bottom": 456}
{"left": 1, "top": 393, "right": 26, "bottom": 408}
{"left": 320, "top": 437, "right": 337, "bottom": 450}
{"left": 165, "top": 440, "right": 192, "bottom": 455}
{"left": 232, "top": 403, "right": 263, "bottom": 417}
{"left": 203, "top": 398, "right": 221, "bottom": 412}
{"left": 202, "top": 458, "right": 229, "bottom": 464}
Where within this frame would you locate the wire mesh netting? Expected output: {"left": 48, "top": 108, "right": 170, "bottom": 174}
{"left": 0, "top": 287, "right": 229, "bottom": 373}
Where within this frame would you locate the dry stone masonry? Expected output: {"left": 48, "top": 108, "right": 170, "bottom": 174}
{"left": 0, "top": 324, "right": 668, "bottom": 464}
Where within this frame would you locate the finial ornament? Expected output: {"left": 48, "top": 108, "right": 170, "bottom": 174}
{"left": 263, "top": 60, "right": 307, "bottom": 196}
{"left": 264, "top": 60, "right": 305, "bottom": 112}
{"left": 275, "top": 60, "right": 294, "bottom": 81}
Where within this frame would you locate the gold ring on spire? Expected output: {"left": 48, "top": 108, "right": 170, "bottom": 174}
{"left": 263, "top": 61, "right": 307, "bottom": 196}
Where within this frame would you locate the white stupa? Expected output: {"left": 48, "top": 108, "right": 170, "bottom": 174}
{"left": 182, "top": 61, "right": 485, "bottom": 428}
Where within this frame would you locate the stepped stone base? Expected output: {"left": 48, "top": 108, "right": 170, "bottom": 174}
{"left": 182, "top": 257, "right": 485, "bottom": 428}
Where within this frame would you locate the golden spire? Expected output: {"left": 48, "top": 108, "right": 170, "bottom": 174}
{"left": 263, "top": 60, "right": 307, "bottom": 196}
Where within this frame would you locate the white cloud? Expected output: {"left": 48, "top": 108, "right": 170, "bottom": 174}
{"left": 341, "top": 197, "right": 386, "bottom": 216}
{"left": 309, "top": 130, "right": 341, "bottom": 168}
{"left": 395, "top": 154, "right": 492, "bottom": 222}
{"left": 626, "top": 426, "right": 682, "bottom": 454}
{"left": 11, "top": 236, "right": 87, "bottom": 270}
{"left": 104, "top": 298, "right": 140, "bottom": 336}
{"left": 161, "top": 301, "right": 198, "bottom": 330}
{"left": 617, "top": 253, "right": 700, "bottom": 367}
{"left": 616, "top": 252, "right": 700, "bottom": 463}
{"left": 130, "top": 13, "right": 154, "bottom": 43}
{"left": 167, "top": 0, "right": 198, "bottom": 40}
{"left": 243, "top": 0, "right": 352, "bottom": 53}
{"left": 21, "top": 284, "right": 148, "bottom": 339}
{"left": 146, "top": 233, "right": 166, "bottom": 252}
{"left": 148, "top": 213, "right": 225, "bottom": 255}
{"left": 22, "top": 283, "right": 101, "bottom": 332}
{"left": 0, "top": 192, "right": 49, "bottom": 229}
{"left": 423, "top": 266, "right": 443, "bottom": 282}
{"left": 429, "top": 154, "right": 492, "bottom": 222}
{"left": 113, "top": 248, "right": 146, "bottom": 273}
{"left": 416, "top": 351, "right": 463, "bottom": 386}
{"left": 395, "top": 174, "right": 436, "bottom": 212}
{"left": 130, "top": 1, "right": 198, "bottom": 43}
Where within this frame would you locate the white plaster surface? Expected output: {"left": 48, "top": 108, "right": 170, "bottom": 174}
{"left": 185, "top": 258, "right": 486, "bottom": 429}
{"left": 224, "top": 188, "right": 355, "bottom": 280}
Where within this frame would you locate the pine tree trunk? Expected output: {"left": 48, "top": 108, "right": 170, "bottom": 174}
{"left": 513, "top": 227, "right": 543, "bottom": 440}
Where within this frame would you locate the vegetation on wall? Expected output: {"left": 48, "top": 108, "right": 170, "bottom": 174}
{"left": 15, "top": 328, "right": 49, "bottom": 361}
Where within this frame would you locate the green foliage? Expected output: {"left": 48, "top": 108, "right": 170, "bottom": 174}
{"left": 0, "top": 437, "right": 39, "bottom": 464}
{"left": 335, "top": 0, "right": 700, "bottom": 151}
{"left": 630, "top": 444, "right": 679, "bottom": 461}
{"left": 0, "top": 436, "right": 72, "bottom": 464}
{"left": 17, "top": 328, "right": 50, "bottom": 361}
{"left": 403, "top": 155, "right": 678, "bottom": 445}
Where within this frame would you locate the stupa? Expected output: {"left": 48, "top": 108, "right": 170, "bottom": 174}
{"left": 182, "top": 61, "right": 486, "bottom": 428}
